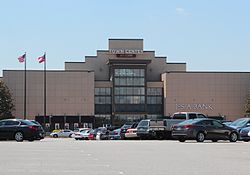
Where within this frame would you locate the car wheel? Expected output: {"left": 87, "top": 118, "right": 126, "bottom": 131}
{"left": 14, "top": 131, "right": 24, "bottom": 142}
{"left": 243, "top": 140, "right": 250, "bottom": 142}
{"left": 196, "top": 132, "right": 205, "bottom": 142}
{"left": 179, "top": 138, "right": 186, "bottom": 142}
{"left": 53, "top": 134, "right": 58, "bottom": 138}
{"left": 69, "top": 134, "right": 72, "bottom": 138}
{"left": 229, "top": 132, "right": 238, "bottom": 142}
{"left": 28, "top": 139, "right": 34, "bottom": 142}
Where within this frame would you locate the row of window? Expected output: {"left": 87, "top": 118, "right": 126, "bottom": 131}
{"left": 147, "top": 88, "right": 162, "bottom": 96}
{"left": 114, "top": 69, "right": 145, "bottom": 77}
{"left": 95, "top": 96, "right": 162, "bottom": 104}
{"left": 114, "top": 77, "right": 145, "bottom": 86}
{"left": 114, "top": 87, "right": 145, "bottom": 95}
{"left": 95, "top": 87, "right": 162, "bottom": 95}
{"left": 95, "top": 96, "right": 111, "bottom": 104}
{"left": 95, "top": 88, "right": 111, "bottom": 95}
{"left": 147, "top": 96, "right": 162, "bottom": 104}
{"left": 114, "top": 96, "right": 145, "bottom": 104}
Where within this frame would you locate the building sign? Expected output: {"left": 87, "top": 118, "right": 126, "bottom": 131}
{"left": 176, "top": 104, "right": 214, "bottom": 111}
{"left": 116, "top": 54, "right": 136, "bottom": 58}
{"left": 109, "top": 49, "right": 143, "bottom": 55}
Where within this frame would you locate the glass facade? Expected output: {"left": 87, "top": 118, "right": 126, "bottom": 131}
{"left": 114, "top": 68, "right": 146, "bottom": 114}
{"left": 95, "top": 70, "right": 163, "bottom": 125}
{"left": 95, "top": 88, "right": 112, "bottom": 114}
{"left": 147, "top": 88, "right": 163, "bottom": 114}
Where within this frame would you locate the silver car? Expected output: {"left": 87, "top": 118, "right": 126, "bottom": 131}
{"left": 74, "top": 128, "right": 92, "bottom": 140}
{"left": 50, "top": 129, "right": 74, "bottom": 138}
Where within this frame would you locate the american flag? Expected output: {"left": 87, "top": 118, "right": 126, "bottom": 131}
{"left": 37, "top": 54, "right": 45, "bottom": 63}
{"left": 18, "top": 54, "right": 26, "bottom": 63}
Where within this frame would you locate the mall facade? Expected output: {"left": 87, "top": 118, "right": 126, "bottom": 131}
{"left": 2, "top": 39, "right": 250, "bottom": 130}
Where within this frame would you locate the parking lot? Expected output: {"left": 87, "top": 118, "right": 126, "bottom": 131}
{"left": 0, "top": 138, "right": 249, "bottom": 175}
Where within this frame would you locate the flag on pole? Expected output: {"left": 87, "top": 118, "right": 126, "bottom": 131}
{"left": 18, "top": 53, "right": 26, "bottom": 63}
{"left": 37, "top": 54, "right": 45, "bottom": 63}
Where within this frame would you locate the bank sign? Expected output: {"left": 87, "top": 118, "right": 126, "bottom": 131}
{"left": 176, "top": 103, "right": 214, "bottom": 111}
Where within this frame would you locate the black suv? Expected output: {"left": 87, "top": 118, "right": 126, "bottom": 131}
{"left": 0, "top": 119, "right": 45, "bottom": 142}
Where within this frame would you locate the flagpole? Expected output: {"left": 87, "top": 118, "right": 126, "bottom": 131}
{"left": 44, "top": 52, "right": 46, "bottom": 126}
{"left": 24, "top": 52, "right": 27, "bottom": 120}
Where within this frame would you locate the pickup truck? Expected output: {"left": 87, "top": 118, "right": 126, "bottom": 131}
{"left": 136, "top": 119, "right": 167, "bottom": 139}
{"left": 136, "top": 112, "right": 208, "bottom": 140}
{"left": 164, "top": 112, "right": 207, "bottom": 135}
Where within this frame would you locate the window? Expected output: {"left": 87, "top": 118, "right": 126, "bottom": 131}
{"left": 138, "top": 120, "right": 149, "bottom": 127}
{"left": 189, "top": 114, "right": 197, "bottom": 119}
{"left": 212, "top": 121, "right": 224, "bottom": 128}
{"left": 74, "top": 123, "right": 79, "bottom": 130}
{"left": 198, "top": 114, "right": 207, "bottom": 118}
{"left": 0, "top": 121, "right": 5, "bottom": 126}
{"left": 172, "top": 114, "right": 186, "bottom": 120}
{"left": 65, "top": 123, "right": 69, "bottom": 129}
{"left": 55, "top": 123, "right": 60, "bottom": 130}
{"left": 5, "top": 121, "right": 20, "bottom": 126}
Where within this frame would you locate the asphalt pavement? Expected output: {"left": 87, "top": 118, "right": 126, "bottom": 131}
{"left": 0, "top": 138, "right": 249, "bottom": 175}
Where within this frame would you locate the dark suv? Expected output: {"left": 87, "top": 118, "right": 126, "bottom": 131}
{"left": 0, "top": 119, "right": 45, "bottom": 142}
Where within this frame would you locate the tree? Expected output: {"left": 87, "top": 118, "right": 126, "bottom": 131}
{"left": 245, "top": 90, "right": 250, "bottom": 117}
{"left": 0, "top": 81, "right": 15, "bottom": 119}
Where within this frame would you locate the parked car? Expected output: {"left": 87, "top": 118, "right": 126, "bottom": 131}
{"left": 109, "top": 128, "right": 121, "bottom": 140}
{"left": 96, "top": 127, "right": 109, "bottom": 140}
{"left": 50, "top": 129, "right": 74, "bottom": 138}
{"left": 74, "top": 128, "right": 92, "bottom": 140}
{"left": 29, "top": 120, "right": 45, "bottom": 139}
{"left": 136, "top": 119, "right": 167, "bottom": 139}
{"left": 229, "top": 118, "right": 250, "bottom": 132}
{"left": 0, "top": 119, "right": 44, "bottom": 142}
{"left": 164, "top": 112, "right": 207, "bottom": 138}
{"left": 239, "top": 127, "right": 250, "bottom": 142}
{"left": 88, "top": 127, "right": 109, "bottom": 140}
{"left": 172, "top": 118, "right": 239, "bottom": 142}
{"left": 125, "top": 128, "right": 139, "bottom": 139}
{"left": 120, "top": 122, "right": 138, "bottom": 139}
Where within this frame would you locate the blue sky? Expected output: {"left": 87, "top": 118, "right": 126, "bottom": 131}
{"left": 1, "top": 0, "right": 250, "bottom": 76}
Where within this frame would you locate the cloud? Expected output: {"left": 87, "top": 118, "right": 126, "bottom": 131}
{"left": 176, "top": 7, "right": 190, "bottom": 16}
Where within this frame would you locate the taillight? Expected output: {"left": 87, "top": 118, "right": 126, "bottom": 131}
{"left": 28, "top": 126, "right": 37, "bottom": 130}
{"left": 183, "top": 125, "right": 193, "bottom": 129}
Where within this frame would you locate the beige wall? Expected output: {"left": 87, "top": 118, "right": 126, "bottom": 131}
{"left": 65, "top": 39, "right": 186, "bottom": 82}
{"left": 147, "top": 82, "right": 163, "bottom": 88}
{"left": 3, "top": 70, "right": 95, "bottom": 119}
{"left": 109, "top": 39, "right": 143, "bottom": 50}
{"left": 162, "top": 72, "right": 250, "bottom": 120}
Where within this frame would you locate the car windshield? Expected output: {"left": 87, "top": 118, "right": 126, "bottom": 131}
{"left": 121, "top": 124, "right": 132, "bottom": 129}
{"left": 230, "top": 118, "right": 249, "bottom": 127}
{"left": 138, "top": 120, "right": 149, "bottom": 127}
{"left": 81, "top": 129, "right": 90, "bottom": 133}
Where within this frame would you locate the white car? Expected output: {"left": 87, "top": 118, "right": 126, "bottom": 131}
{"left": 74, "top": 128, "right": 92, "bottom": 140}
{"left": 125, "top": 128, "right": 138, "bottom": 139}
{"left": 50, "top": 129, "right": 74, "bottom": 138}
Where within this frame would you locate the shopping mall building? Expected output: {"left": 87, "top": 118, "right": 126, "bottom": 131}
{"left": 2, "top": 39, "right": 250, "bottom": 130}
